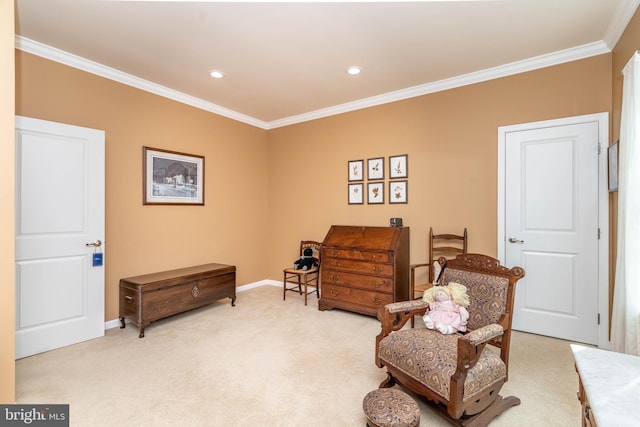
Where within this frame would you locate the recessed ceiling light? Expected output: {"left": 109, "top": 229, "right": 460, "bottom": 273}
{"left": 209, "top": 70, "right": 224, "bottom": 79}
{"left": 347, "top": 66, "right": 361, "bottom": 76}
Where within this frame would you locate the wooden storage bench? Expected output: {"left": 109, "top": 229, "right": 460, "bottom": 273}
{"left": 119, "top": 263, "right": 236, "bottom": 338}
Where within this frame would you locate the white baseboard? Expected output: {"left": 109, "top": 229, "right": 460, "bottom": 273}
{"left": 104, "top": 279, "right": 280, "bottom": 330}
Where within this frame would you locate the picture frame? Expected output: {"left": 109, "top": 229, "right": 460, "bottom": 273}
{"left": 348, "top": 159, "right": 364, "bottom": 182}
{"left": 367, "top": 182, "right": 384, "bottom": 204}
{"left": 143, "top": 146, "right": 204, "bottom": 205}
{"left": 367, "top": 157, "right": 385, "bottom": 180}
{"left": 348, "top": 183, "right": 364, "bottom": 204}
{"left": 608, "top": 141, "right": 619, "bottom": 192}
{"left": 389, "top": 180, "right": 408, "bottom": 204}
{"left": 389, "top": 154, "right": 408, "bottom": 179}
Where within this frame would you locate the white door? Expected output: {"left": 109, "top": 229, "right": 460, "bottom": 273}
{"left": 498, "top": 114, "right": 608, "bottom": 346}
{"left": 15, "top": 116, "right": 105, "bottom": 359}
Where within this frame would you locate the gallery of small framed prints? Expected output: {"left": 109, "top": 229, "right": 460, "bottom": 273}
{"left": 347, "top": 154, "right": 408, "bottom": 205}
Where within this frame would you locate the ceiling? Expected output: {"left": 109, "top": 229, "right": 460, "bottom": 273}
{"left": 14, "top": 0, "right": 639, "bottom": 129}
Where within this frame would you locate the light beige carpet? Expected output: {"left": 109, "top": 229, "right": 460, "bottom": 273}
{"left": 16, "top": 285, "right": 582, "bottom": 426}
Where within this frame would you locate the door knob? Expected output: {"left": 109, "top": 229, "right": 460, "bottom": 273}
{"left": 508, "top": 237, "right": 524, "bottom": 244}
{"left": 85, "top": 239, "right": 102, "bottom": 247}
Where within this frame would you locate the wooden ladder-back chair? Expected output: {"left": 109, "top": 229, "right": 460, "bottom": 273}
{"left": 376, "top": 253, "right": 525, "bottom": 427}
{"left": 410, "top": 227, "right": 467, "bottom": 327}
{"left": 410, "top": 227, "right": 468, "bottom": 298}
{"left": 283, "top": 240, "right": 322, "bottom": 305}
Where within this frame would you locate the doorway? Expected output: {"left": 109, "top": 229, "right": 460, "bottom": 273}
{"left": 15, "top": 116, "right": 105, "bottom": 359}
{"left": 497, "top": 113, "right": 609, "bottom": 348}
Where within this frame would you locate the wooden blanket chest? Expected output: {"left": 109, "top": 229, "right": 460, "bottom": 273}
{"left": 119, "top": 263, "right": 236, "bottom": 337}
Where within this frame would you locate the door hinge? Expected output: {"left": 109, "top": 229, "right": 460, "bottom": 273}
{"left": 598, "top": 313, "right": 601, "bottom": 325}
{"left": 598, "top": 228, "right": 601, "bottom": 239}
{"left": 597, "top": 143, "right": 602, "bottom": 155}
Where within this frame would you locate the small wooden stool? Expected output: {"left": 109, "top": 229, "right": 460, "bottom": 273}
{"left": 362, "top": 388, "right": 420, "bottom": 427}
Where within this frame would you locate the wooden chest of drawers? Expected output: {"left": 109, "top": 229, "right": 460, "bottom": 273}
{"left": 319, "top": 225, "right": 410, "bottom": 317}
{"left": 119, "top": 263, "right": 236, "bottom": 337}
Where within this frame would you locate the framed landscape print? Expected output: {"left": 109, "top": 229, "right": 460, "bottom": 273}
{"left": 143, "top": 146, "right": 204, "bottom": 205}
{"left": 389, "top": 154, "right": 408, "bottom": 179}
{"left": 389, "top": 180, "right": 408, "bottom": 204}
{"left": 348, "top": 159, "right": 364, "bottom": 181}
{"left": 367, "top": 182, "right": 384, "bottom": 204}
{"left": 367, "top": 157, "right": 384, "bottom": 180}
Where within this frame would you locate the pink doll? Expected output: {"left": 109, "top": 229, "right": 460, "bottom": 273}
{"left": 422, "top": 282, "right": 470, "bottom": 334}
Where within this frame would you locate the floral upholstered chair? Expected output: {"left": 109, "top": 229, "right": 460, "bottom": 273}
{"left": 375, "top": 253, "right": 525, "bottom": 427}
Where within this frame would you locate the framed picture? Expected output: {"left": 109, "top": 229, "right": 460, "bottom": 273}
{"left": 367, "top": 182, "right": 384, "bottom": 204}
{"left": 348, "top": 159, "right": 364, "bottom": 182}
{"left": 389, "top": 180, "right": 408, "bottom": 204}
{"left": 348, "top": 183, "right": 364, "bottom": 204}
{"left": 608, "top": 141, "right": 619, "bottom": 192}
{"left": 367, "top": 157, "right": 385, "bottom": 180}
{"left": 389, "top": 154, "right": 408, "bottom": 179}
{"left": 143, "top": 146, "right": 204, "bottom": 205}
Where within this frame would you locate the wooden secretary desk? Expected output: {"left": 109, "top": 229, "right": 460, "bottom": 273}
{"left": 319, "top": 225, "right": 410, "bottom": 317}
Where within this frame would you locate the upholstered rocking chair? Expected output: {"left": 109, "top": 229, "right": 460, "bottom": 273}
{"left": 375, "top": 253, "right": 525, "bottom": 427}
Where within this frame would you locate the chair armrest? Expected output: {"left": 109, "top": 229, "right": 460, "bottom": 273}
{"left": 410, "top": 262, "right": 429, "bottom": 271}
{"left": 461, "top": 323, "right": 504, "bottom": 345}
{"left": 449, "top": 324, "right": 505, "bottom": 408}
{"left": 375, "top": 300, "right": 429, "bottom": 367}
{"left": 410, "top": 263, "right": 431, "bottom": 298}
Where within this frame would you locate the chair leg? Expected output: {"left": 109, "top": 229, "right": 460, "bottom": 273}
{"left": 303, "top": 273, "right": 308, "bottom": 305}
{"left": 283, "top": 273, "right": 286, "bottom": 301}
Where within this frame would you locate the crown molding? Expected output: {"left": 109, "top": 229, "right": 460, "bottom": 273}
{"left": 603, "top": 0, "right": 640, "bottom": 49}
{"left": 267, "top": 41, "right": 611, "bottom": 129}
{"left": 16, "top": 35, "right": 612, "bottom": 131}
{"left": 15, "top": 36, "right": 269, "bottom": 129}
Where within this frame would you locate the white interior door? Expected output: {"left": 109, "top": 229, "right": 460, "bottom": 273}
{"left": 498, "top": 114, "right": 608, "bottom": 346}
{"left": 15, "top": 116, "right": 105, "bottom": 359}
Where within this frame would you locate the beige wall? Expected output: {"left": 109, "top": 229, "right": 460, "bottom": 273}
{"left": 4, "top": 7, "right": 640, "bottom": 403}
{"left": 266, "top": 54, "right": 611, "bottom": 283}
{"left": 0, "top": 0, "right": 16, "bottom": 403}
{"left": 15, "top": 52, "right": 270, "bottom": 323}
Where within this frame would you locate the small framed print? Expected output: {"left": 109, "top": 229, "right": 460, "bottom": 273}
{"left": 348, "top": 183, "right": 364, "bottom": 204}
{"left": 608, "top": 141, "right": 619, "bottom": 192}
{"left": 367, "top": 182, "right": 384, "bottom": 204}
{"left": 389, "top": 154, "right": 408, "bottom": 179}
{"left": 367, "top": 157, "right": 385, "bottom": 180}
{"left": 389, "top": 180, "right": 408, "bottom": 204}
{"left": 348, "top": 159, "right": 364, "bottom": 181}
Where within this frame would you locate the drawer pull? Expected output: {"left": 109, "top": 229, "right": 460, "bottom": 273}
{"left": 372, "top": 298, "right": 382, "bottom": 305}
{"left": 371, "top": 281, "right": 383, "bottom": 288}
{"left": 191, "top": 285, "right": 200, "bottom": 298}
{"left": 372, "top": 266, "right": 383, "bottom": 274}
{"left": 124, "top": 295, "right": 133, "bottom": 303}
{"left": 330, "top": 290, "right": 339, "bottom": 297}
{"left": 330, "top": 275, "right": 340, "bottom": 282}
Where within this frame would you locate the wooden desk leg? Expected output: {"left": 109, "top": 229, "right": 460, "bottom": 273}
{"left": 119, "top": 317, "right": 125, "bottom": 329}
{"left": 231, "top": 295, "right": 236, "bottom": 306}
